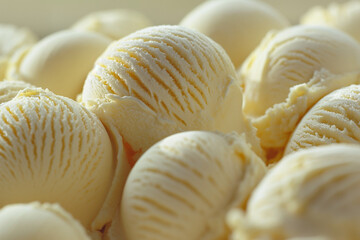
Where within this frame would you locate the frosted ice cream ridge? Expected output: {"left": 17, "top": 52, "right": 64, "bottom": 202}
{"left": 227, "top": 144, "right": 360, "bottom": 239}
{"left": 239, "top": 24, "right": 360, "bottom": 163}
{"left": 72, "top": 9, "right": 152, "bottom": 40}
{"left": 180, "top": 0, "right": 289, "bottom": 68}
{"left": 285, "top": 84, "right": 360, "bottom": 154}
{"left": 120, "top": 131, "right": 267, "bottom": 240}
{"left": 0, "top": 24, "right": 38, "bottom": 81}
{"left": 81, "top": 25, "right": 263, "bottom": 166}
{"left": 301, "top": 1, "right": 360, "bottom": 43}
{"left": 0, "top": 88, "right": 124, "bottom": 234}
{"left": 7, "top": 30, "right": 111, "bottom": 99}
{"left": 0, "top": 202, "right": 91, "bottom": 240}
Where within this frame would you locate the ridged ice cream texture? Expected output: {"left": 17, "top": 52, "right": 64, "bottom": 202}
{"left": 81, "top": 25, "right": 262, "bottom": 163}
{"left": 231, "top": 144, "right": 360, "bottom": 239}
{"left": 285, "top": 84, "right": 360, "bottom": 155}
{"left": 72, "top": 9, "right": 152, "bottom": 40}
{"left": 301, "top": 1, "right": 360, "bottom": 43}
{"left": 241, "top": 25, "right": 360, "bottom": 118}
{"left": 0, "top": 24, "right": 37, "bottom": 81}
{"left": 0, "top": 202, "right": 90, "bottom": 240}
{"left": 121, "top": 131, "right": 267, "bottom": 240}
{"left": 0, "top": 88, "right": 116, "bottom": 231}
{"left": 179, "top": 0, "right": 290, "bottom": 68}
{"left": 0, "top": 80, "right": 34, "bottom": 103}
{"left": 7, "top": 30, "right": 111, "bottom": 99}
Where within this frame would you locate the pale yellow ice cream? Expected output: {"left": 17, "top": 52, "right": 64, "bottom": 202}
{"left": 121, "top": 131, "right": 266, "bottom": 240}
{"left": 180, "top": 0, "right": 290, "bottom": 68}
{"left": 228, "top": 144, "right": 360, "bottom": 239}
{"left": 301, "top": 1, "right": 360, "bottom": 43}
{"left": 0, "top": 24, "right": 37, "bottom": 81}
{"left": 0, "top": 79, "right": 34, "bottom": 103}
{"left": 285, "top": 84, "right": 360, "bottom": 155}
{"left": 241, "top": 25, "right": 360, "bottom": 118}
{"left": 7, "top": 30, "right": 111, "bottom": 99}
{"left": 81, "top": 25, "right": 262, "bottom": 165}
{"left": 72, "top": 9, "right": 152, "bottom": 40}
{"left": 0, "top": 202, "right": 90, "bottom": 240}
{"left": 0, "top": 88, "right": 117, "bottom": 232}
{"left": 254, "top": 69, "right": 360, "bottom": 162}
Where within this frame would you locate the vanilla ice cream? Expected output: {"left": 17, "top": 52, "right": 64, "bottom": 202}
{"left": 0, "top": 80, "right": 34, "bottom": 103}
{"left": 121, "top": 131, "right": 266, "bottom": 240}
{"left": 232, "top": 144, "right": 360, "bottom": 239}
{"left": 0, "top": 202, "right": 90, "bottom": 240}
{"left": 285, "top": 84, "right": 360, "bottom": 154}
{"left": 81, "top": 25, "right": 262, "bottom": 165}
{"left": 7, "top": 30, "right": 111, "bottom": 99}
{"left": 301, "top": 1, "right": 360, "bottom": 43}
{"left": 72, "top": 9, "right": 152, "bottom": 40}
{"left": 0, "top": 24, "right": 37, "bottom": 81}
{"left": 0, "top": 88, "right": 116, "bottom": 231}
{"left": 180, "top": 0, "right": 289, "bottom": 68}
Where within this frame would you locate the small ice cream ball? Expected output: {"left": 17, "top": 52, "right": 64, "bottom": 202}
{"left": 0, "top": 24, "right": 38, "bottom": 81}
{"left": 233, "top": 144, "right": 360, "bottom": 239}
{"left": 72, "top": 9, "right": 152, "bottom": 40}
{"left": 0, "top": 88, "right": 117, "bottom": 231}
{"left": 7, "top": 30, "right": 111, "bottom": 99}
{"left": 180, "top": 0, "right": 290, "bottom": 68}
{"left": 0, "top": 202, "right": 91, "bottom": 240}
{"left": 81, "top": 25, "right": 263, "bottom": 166}
{"left": 285, "top": 84, "right": 360, "bottom": 155}
{"left": 301, "top": 1, "right": 360, "bottom": 43}
{"left": 121, "top": 131, "right": 267, "bottom": 240}
{"left": 240, "top": 24, "right": 360, "bottom": 118}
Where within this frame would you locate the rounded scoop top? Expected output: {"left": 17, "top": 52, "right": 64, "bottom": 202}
{"left": 0, "top": 88, "right": 114, "bottom": 229}
{"left": 0, "top": 202, "right": 91, "bottom": 240}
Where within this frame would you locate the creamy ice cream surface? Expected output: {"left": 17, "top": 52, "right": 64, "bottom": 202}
{"left": 81, "top": 25, "right": 262, "bottom": 165}
{"left": 0, "top": 88, "right": 116, "bottom": 231}
{"left": 72, "top": 9, "right": 152, "bottom": 40}
{"left": 7, "top": 30, "right": 111, "bottom": 99}
{"left": 121, "top": 131, "right": 266, "bottom": 240}
{"left": 0, "top": 202, "right": 90, "bottom": 240}
{"left": 301, "top": 1, "right": 360, "bottom": 43}
{"left": 228, "top": 144, "right": 360, "bottom": 239}
{"left": 180, "top": 0, "right": 290, "bottom": 68}
{"left": 285, "top": 84, "right": 360, "bottom": 154}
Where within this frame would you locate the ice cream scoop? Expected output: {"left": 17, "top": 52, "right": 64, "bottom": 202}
{"left": 0, "top": 88, "right": 117, "bottom": 232}
{"left": 121, "top": 131, "right": 266, "bottom": 240}
{"left": 81, "top": 25, "right": 262, "bottom": 165}
{"left": 0, "top": 24, "right": 37, "bottom": 81}
{"left": 301, "top": 1, "right": 360, "bottom": 43}
{"left": 72, "top": 9, "right": 152, "bottom": 40}
{"left": 0, "top": 202, "right": 90, "bottom": 240}
{"left": 285, "top": 84, "right": 360, "bottom": 155}
{"left": 180, "top": 0, "right": 289, "bottom": 68}
{"left": 230, "top": 144, "right": 360, "bottom": 239}
{"left": 0, "top": 79, "right": 34, "bottom": 103}
{"left": 241, "top": 25, "right": 360, "bottom": 118}
{"left": 7, "top": 30, "right": 111, "bottom": 99}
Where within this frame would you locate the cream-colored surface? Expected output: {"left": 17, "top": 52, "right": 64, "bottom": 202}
{"left": 285, "top": 84, "right": 360, "bottom": 154}
{"left": 0, "top": 88, "right": 114, "bottom": 230}
{"left": 0, "top": 202, "right": 90, "bottom": 240}
{"left": 81, "top": 25, "right": 262, "bottom": 164}
{"left": 240, "top": 25, "right": 360, "bottom": 118}
{"left": 180, "top": 0, "right": 289, "bottom": 68}
{"left": 253, "top": 70, "right": 360, "bottom": 163}
{"left": 0, "top": 24, "right": 37, "bottom": 81}
{"left": 121, "top": 131, "right": 266, "bottom": 240}
{"left": 301, "top": 1, "right": 360, "bottom": 43}
{"left": 231, "top": 144, "right": 360, "bottom": 239}
{"left": 7, "top": 30, "right": 111, "bottom": 99}
{"left": 0, "top": 80, "right": 34, "bottom": 103}
{"left": 72, "top": 9, "right": 152, "bottom": 40}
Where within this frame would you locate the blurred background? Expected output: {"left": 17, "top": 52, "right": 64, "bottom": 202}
{"left": 0, "top": 0, "right": 356, "bottom": 37}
